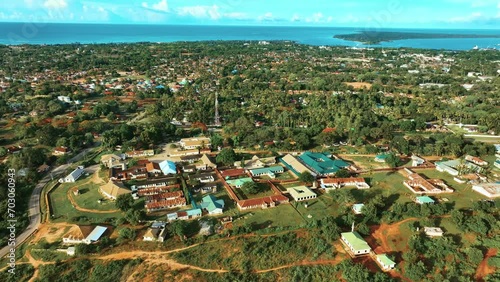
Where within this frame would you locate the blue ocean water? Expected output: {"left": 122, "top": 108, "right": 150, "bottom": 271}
{"left": 0, "top": 22, "right": 499, "bottom": 50}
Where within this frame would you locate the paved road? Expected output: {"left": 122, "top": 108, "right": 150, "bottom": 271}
{"left": 0, "top": 148, "right": 94, "bottom": 259}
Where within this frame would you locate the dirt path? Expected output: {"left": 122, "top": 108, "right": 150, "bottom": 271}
{"left": 31, "top": 222, "right": 75, "bottom": 244}
{"left": 475, "top": 248, "right": 498, "bottom": 282}
{"left": 371, "top": 217, "right": 419, "bottom": 253}
{"left": 26, "top": 250, "right": 55, "bottom": 282}
{"left": 67, "top": 187, "right": 120, "bottom": 214}
{"left": 256, "top": 256, "right": 344, "bottom": 273}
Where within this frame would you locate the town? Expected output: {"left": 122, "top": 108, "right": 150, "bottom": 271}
{"left": 0, "top": 41, "right": 499, "bottom": 282}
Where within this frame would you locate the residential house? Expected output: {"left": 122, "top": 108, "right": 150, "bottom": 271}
{"left": 376, "top": 254, "right": 396, "bottom": 271}
{"left": 341, "top": 232, "right": 371, "bottom": 256}
{"left": 375, "top": 154, "right": 389, "bottom": 163}
{"left": 133, "top": 177, "right": 178, "bottom": 190}
{"left": 182, "top": 164, "right": 196, "bottom": 173}
{"left": 167, "top": 209, "right": 202, "bottom": 221}
{"left": 352, "top": 203, "right": 365, "bottom": 214}
{"left": 200, "top": 154, "right": 217, "bottom": 170}
{"left": 125, "top": 149, "right": 154, "bottom": 158}
{"left": 287, "top": 186, "right": 317, "bottom": 202}
{"left": 472, "top": 183, "right": 500, "bottom": 198}
{"left": 234, "top": 155, "right": 276, "bottom": 169}
{"left": 194, "top": 182, "right": 217, "bottom": 194}
{"left": 179, "top": 137, "right": 211, "bottom": 149}
{"left": 159, "top": 160, "right": 177, "bottom": 175}
{"left": 435, "top": 159, "right": 461, "bottom": 176}
{"left": 465, "top": 155, "right": 488, "bottom": 166}
{"left": 415, "top": 196, "right": 435, "bottom": 205}
{"left": 145, "top": 197, "right": 187, "bottom": 212}
{"left": 180, "top": 154, "right": 202, "bottom": 164}
{"left": 424, "top": 227, "right": 444, "bottom": 237}
{"left": 53, "top": 146, "right": 70, "bottom": 156}
{"left": 320, "top": 178, "right": 370, "bottom": 190}
{"left": 143, "top": 226, "right": 168, "bottom": 242}
{"left": 59, "top": 166, "right": 85, "bottom": 183}
{"left": 62, "top": 225, "right": 107, "bottom": 245}
{"left": 190, "top": 173, "right": 215, "bottom": 183}
{"left": 145, "top": 191, "right": 184, "bottom": 204}
{"left": 249, "top": 166, "right": 284, "bottom": 178}
{"left": 99, "top": 180, "right": 131, "bottom": 200}
{"left": 200, "top": 194, "right": 225, "bottom": 215}
{"left": 220, "top": 168, "right": 246, "bottom": 179}
{"left": 411, "top": 155, "right": 425, "bottom": 166}
{"left": 100, "top": 154, "right": 124, "bottom": 168}
{"left": 146, "top": 161, "right": 163, "bottom": 175}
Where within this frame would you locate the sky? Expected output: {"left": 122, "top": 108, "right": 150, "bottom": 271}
{"left": 0, "top": 0, "right": 499, "bottom": 28}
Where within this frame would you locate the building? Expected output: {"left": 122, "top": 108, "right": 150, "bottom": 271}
{"left": 287, "top": 186, "right": 317, "bottom": 202}
{"left": 415, "top": 196, "right": 435, "bottom": 205}
{"left": 179, "top": 154, "right": 202, "bottom": 164}
{"left": 237, "top": 194, "right": 289, "bottom": 210}
{"left": 376, "top": 254, "right": 396, "bottom": 271}
{"left": 494, "top": 160, "right": 500, "bottom": 169}
{"left": 159, "top": 160, "right": 177, "bottom": 175}
{"left": 194, "top": 182, "right": 217, "bottom": 194}
{"left": 167, "top": 209, "right": 202, "bottom": 221}
{"left": 200, "top": 194, "right": 225, "bottom": 215}
{"left": 59, "top": 166, "right": 85, "bottom": 183}
{"left": 320, "top": 178, "right": 370, "bottom": 190}
{"left": 280, "top": 154, "right": 316, "bottom": 177}
{"left": 226, "top": 177, "right": 253, "bottom": 188}
{"left": 297, "top": 152, "right": 350, "bottom": 176}
{"left": 143, "top": 227, "right": 168, "bottom": 242}
{"left": 53, "top": 146, "right": 70, "bottom": 156}
{"left": 341, "top": 232, "right": 371, "bottom": 256}
{"left": 145, "top": 197, "right": 187, "bottom": 212}
{"left": 465, "top": 155, "right": 488, "bottom": 166}
{"left": 403, "top": 171, "right": 453, "bottom": 194}
{"left": 190, "top": 173, "right": 216, "bottom": 183}
{"left": 220, "top": 168, "right": 246, "bottom": 179}
{"left": 352, "top": 203, "right": 365, "bottom": 214}
{"left": 125, "top": 149, "right": 154, "bottom": 158}
{"left": 435, "top": 159, "right": 461, "bottom": 176}
{"left": 234, "top": 155, "right": 276, "bottom": 169}
{"left": 249, "top": 166, "right": 284, "bottom": 178}
{"left": 200, "top": 154, "right": 217, "bottom": 170}
{"left": 411, "top": 155, "right": 425, "bottom": 166}
{"left": 145, "top": 190, "right": 184, "bottom": 204}
{"left": 146, "top": 162, "right": 162, "bottom": 175}
{"left": 472, "top": 183, "right": 500, "bottom": 198}
{"left": 424, "top": 227, "right": 444, "bottom": 237}
{"left": 100, "top": 154, "right": 124, "bottom": 168}
{"left": 100, "top": 180, "right": 131, "bottom": 200}
{"left": 179, "top": 137, "right": 211, "bottom": 149}
{"left": 375, "top": 154, "right": 389, "bottom": 163}
{"left": 62, "top": 225, "right": 107, "bottom": 245}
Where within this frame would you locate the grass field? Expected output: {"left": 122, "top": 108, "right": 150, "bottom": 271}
{"left": 233, "top": 204, "right": 304, "bottom": 229}
{"left": 346, "top": 156, "right": 389, "bottom": 170}
{"left": 72, "top": 182, "right": 117, "bottom": 211}
{"left": 361, "top": 171, "right": 414, "bottom": 204}
{"left": 233, "top": 182, "right": 275, "bottom": 200}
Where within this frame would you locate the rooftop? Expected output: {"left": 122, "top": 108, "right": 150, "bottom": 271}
{"left": 298, "top": 152, "right": 349, "bottom": 175}
{"left": 416, "top": 196, "right": 435, "bottom": 204}
{"left": 376, "top": 254, "right": 396, "bottom": 266}
{"left": 341, "top": 231, "right": 371, "bottom": 252}
{"left": 287, "top": 186, "right": 317, "bottom": 199}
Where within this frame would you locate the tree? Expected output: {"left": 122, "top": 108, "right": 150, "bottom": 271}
{"left": 210, "top": 134, "right": 224, "bottom": 149}
{"left": 216, "top": 148, "right": 236, "bottom": 166}
{"left": 242, "top": 181, "right": 259, "bottom": 194}
{"left": 118, "top": 227, "right": 136, "bottom": 240}
{"left": 124, "top": 209, "right": 144, "bottom": 226}
{"left": 335, "top": 169, "right": 350, "bottom": 178}
{"left": 170, "top": 220, "right": 188, "bottom": 240}
{"left": 385, "top": 153, "right": 400, "bottom": 168}
{"left": 115, "top": 194, "right": 134, "bottom": 212}
{"left": 299, "top": 171, "right": 315, "bottom": 184}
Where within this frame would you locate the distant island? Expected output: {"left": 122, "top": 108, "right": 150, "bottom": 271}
{"left": 334, "top": 31, "right": 500, "bottom": 44}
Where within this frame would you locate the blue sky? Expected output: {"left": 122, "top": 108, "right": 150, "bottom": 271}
{"left": 0, "top": 0, "right": 499, "bottom": 28}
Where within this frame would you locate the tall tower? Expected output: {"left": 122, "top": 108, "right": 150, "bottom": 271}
{"left": 214, "top": 92, "right": 221, "bottom": 126}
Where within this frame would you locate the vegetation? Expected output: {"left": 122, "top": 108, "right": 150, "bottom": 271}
{"left": 334, "top": 31, "right": 500, "bottom": 44}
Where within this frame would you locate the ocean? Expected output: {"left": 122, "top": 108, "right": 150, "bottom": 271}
{"left": 1, "top": 22, "right": 499, "bottom": 50}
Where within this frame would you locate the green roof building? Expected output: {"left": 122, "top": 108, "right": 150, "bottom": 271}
{"left": 249, "top": 166, "right": 284, "bottom": 178}
{"left": 200, "top": 195, "right": 225, "bottom": 215}
{"left": 415, "top": 196, "right": 435, "bottom": 204}
{"left": 298, "top": 152, "right": 349, "bottom": 176}
{"left": 341, "top": 231, "right": 371, "bottom": 255}
{"left": 376, "top": 254, "right": 396, "bottom": 270}
{"left": 226, "top": 177, "right": 253, "bottom": 188}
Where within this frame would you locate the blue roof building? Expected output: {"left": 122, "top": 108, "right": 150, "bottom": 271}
{"left": 298, "top": 152, "right": 349, "bottom": 176}
{"left": 159, "top": 160, "right": 177, "bottom": 175}
{"left": 200, "top": 195, "right": 225, "bottom": 215}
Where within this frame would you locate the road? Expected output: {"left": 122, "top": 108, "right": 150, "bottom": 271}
{"left": 0, "top": 148, "right": 94, "bottom": 259}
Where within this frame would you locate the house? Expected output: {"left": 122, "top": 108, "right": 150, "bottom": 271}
{"left": 287, "top": 186, "right": 317, "bottom": 202}
{"left": 200, "top": 154, "right": 217, "bottom": 170}
{"left": 472, "top": 183, "right": 500, "bottom": 198}
{"left": 53, "top": 146, "right": 70, "bottom": 156}
{"left": 100, "top": 154, "right": 124, "bottom": 168}
{"left": 159, "top": 160, "right": 177, "bottom": 175}
{"left": 297, "top": 152, "right": 350, "bottom": 176}
{"left": 170, "top": 148, "right": 203, "bottom": 157}
{"left": 6, "top": 146, "right": 21, "bottom": 154}
{"left": 234, "top": 155, "right": 276, "bottom": 169}
{"left": 145, "top": 191, "right": 184, "bottom": 203}
{"left": 249, "top": 166, "right": 284, "bottom": 178}
{"left": 190, "top": 173, "right": 215, "bottom": 183}
{"left": 62, "top": 225, "right": 107, "bottom": 245}
{"left": 403, "top": 171, "right": 453, "bottom": 194}
{"left": 237, "top": 194, "right": 289, "bottom": 210}
{"left": 435, "top": 159, "right": 461, "bottom": 176}
{"left": 57, "top": 95, "right": 71, "bottom": 103}
{"left": 99, "top": 180, "right": 131, "bottom": 200}
{"left": 220, "top": 168, "right": 246, "bottom": 179}
{"left": 125, "top": 150, "right": 154, "bottom": 158}
{"left": 143, "top": 227, "right": 168, "bottom": 242}
{"left": 226, "top": 177, "right": 253, "bottom": 188}
{"left": 280, "top": 154, "right": 316, "bottom": 177}
{"left": 465, "top": 155, "right": 488, "bottom": 166}
{"left": 182, "top": 164, "right": 197, "bottom": 173}
{"left": 167, "top": 209, "right": 202, "bottom": 221}
{"left": 320, "top": 178, "right": 370, "bottom": 190}
{"left": 180, "top": 154, "right": 202, "bottom": 164}
{"left": 200, "top": 194, "right": 225, "bottom": 215}
{"left": 415, "top": 196, "right": 435, "bottom": 205}
{"left": 376, "top": 254, "right": 396, "bottom": 271}
{"left": 352, "top": 203, "right": 365, "bottom": 214}
{"left": 179, "top": 137, "right": 211, "bottom": 149}
{"left": 424, "top": 227, "right": 444, "bottom": 237}
{"left": 411, "top": 155, "right": 425, "bottom": 166}
{"left": 194, "top": 182, "right": 217, "bottom": 194}
{"left": 375, "top": 154, "right": 389, "bottom": 163}
{"left": 66, "top": 247, "right": 76, "bottom": 256}
{"left": 59, "top": 166, "right": 85, "bottom": 183}
{"left": 146, "top": 162, "right": 163, "bottom": 175}
{"left": 341, "top": 232, "right": 371, "bottom": 256}
{"left": 145, "top": 197, "right": 187, "bottom": 212}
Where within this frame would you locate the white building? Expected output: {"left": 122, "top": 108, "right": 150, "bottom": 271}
{"left": 376, "top": 254, "right": 396, "bottom": 271}
{"left": 472, "top": 183, "right": 500, "bottom": 198}
{"left": 287, "top": 186, "right": 317, "bottom": 202}
{"left": 340, "top": 231, "right": 371, "bottom": 256}
{"left": 424, "top": 227, "right": 444, "bottom": 237}
{"left": 63, "top": 225, "right": 107, "bottom": 245}
{"left": 59, "top": 166, "right": 85, "bottom": 183}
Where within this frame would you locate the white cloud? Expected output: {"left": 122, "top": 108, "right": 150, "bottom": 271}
{"left": 291, "top": 14, "right": 300, "bottom": 22}
{"left": 177, "top": 5, "right": 220, "bottom": 20}
{"left": 448, "top": 12, "right": 483, "bottom": 22}
{"left": 223, "top": 12, "right": 247, "bottom": 19}
{"left": 152, "top": 0, "right": 168, "bottom": 12}
{"left": 258, "top": 12, "right": 274, "bottom": 21}
{"left": 43, "top": 0, "right": 67, "bottom": 9}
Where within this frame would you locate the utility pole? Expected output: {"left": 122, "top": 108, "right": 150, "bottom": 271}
{"left": 214, "top": 92, "right": 221, "bottom": 127}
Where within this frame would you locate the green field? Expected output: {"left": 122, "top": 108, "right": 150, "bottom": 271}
{"left": 233, "top": 204, "right": 304, "bottom": 229}
{"left": 233, "top": 182, "right": 275, "bottom": 200}
{"left": 72, "top": 182, "right": 118, "bottom": 211}
{"left": 346, "top": 156, "right": 389, "bottom": 170}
